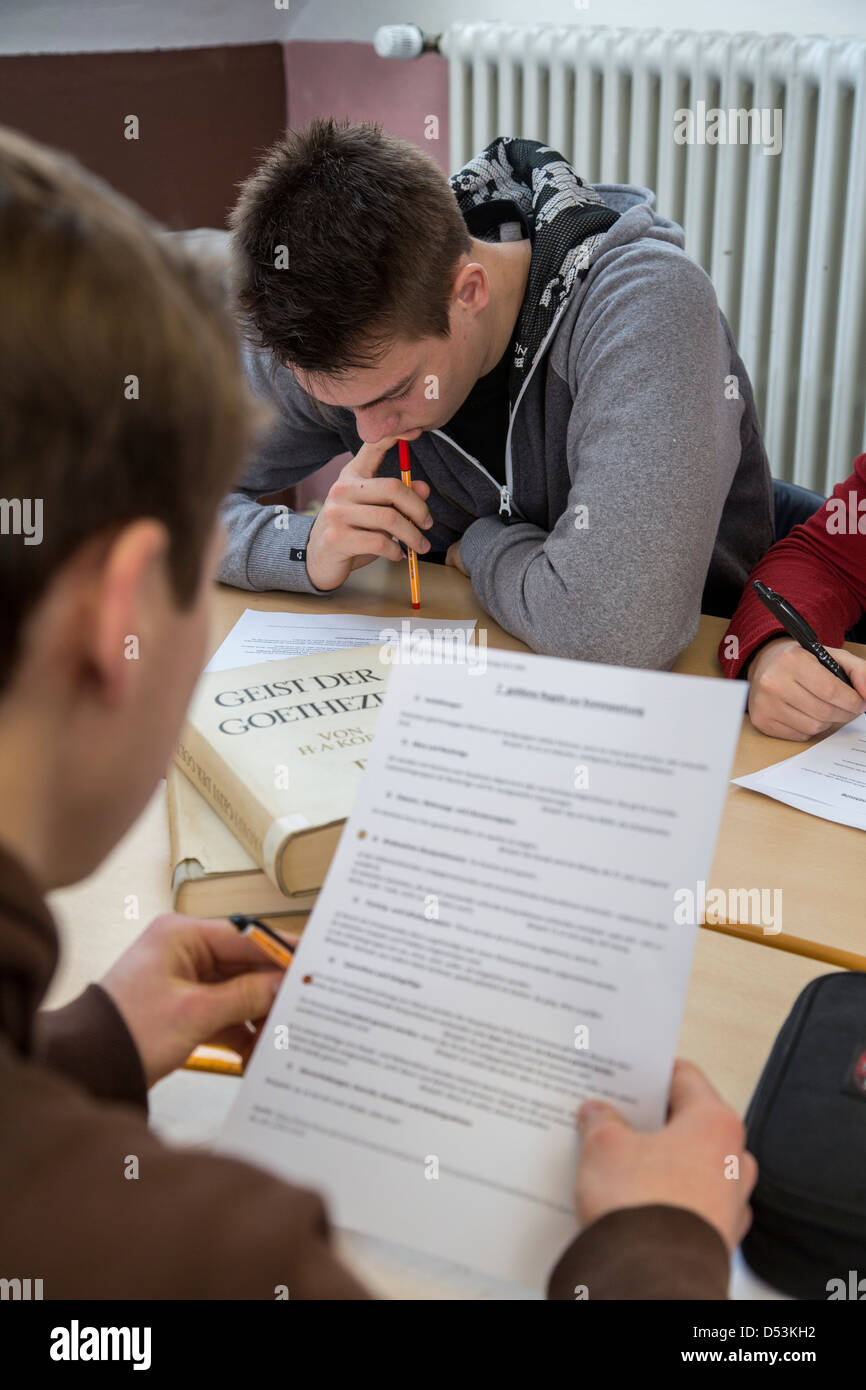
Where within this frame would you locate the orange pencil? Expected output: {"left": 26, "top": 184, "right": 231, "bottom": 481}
{"left": 398, "top": 438, "right": 421, "bottom": 610}
{"left": 183, "top": 1047, "right": 244, "bottom": 1077}
{"left": 228, "top": 913, "right": 295, "bottom": 969}
{"left": 182, "top": 916, "right": 295, "bottom": 1077}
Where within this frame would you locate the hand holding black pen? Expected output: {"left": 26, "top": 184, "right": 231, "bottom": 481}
{"left": 745, "top": 581, "right": 866, "bottom": 741}
{"left": 752, "top": 581, "right": 856, "bottom": 688}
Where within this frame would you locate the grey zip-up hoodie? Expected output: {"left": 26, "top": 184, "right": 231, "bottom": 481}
{"left": 219, "top": 138, "right": 773, "bottom": 667}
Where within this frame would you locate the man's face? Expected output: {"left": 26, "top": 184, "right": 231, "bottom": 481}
{"left": 296, "top": 299, "right": 486, "bottom": 446}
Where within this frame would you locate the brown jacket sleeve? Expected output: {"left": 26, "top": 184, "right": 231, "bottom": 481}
{"left": 5, "top": 1026, "right": 728, "bottom": 1300}
{"left": 546, "top": 1205, "right": 730, "bottom": 1299}
{"left": 24, "top": 975, "right": 726, "bottom": 1300}
{"left": 33, "top": 984, "right": 148, "bottom": 1111}
{"left": 0, "top": 1044, "right": 371, "bottom": 1299}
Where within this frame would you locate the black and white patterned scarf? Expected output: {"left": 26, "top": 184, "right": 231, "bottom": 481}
{"left": 450, "top": 137, "right": 620, "bottom": 397}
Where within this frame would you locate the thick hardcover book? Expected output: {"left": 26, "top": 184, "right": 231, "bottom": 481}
{"left": 166, "top": 766, "right": 317, "bottom": 920}
{"left": 174, "top": 644, "right": 389, "bottom": 896}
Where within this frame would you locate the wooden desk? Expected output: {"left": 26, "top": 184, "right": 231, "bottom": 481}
{"left": 48, "top": 564, "right": 838, "bottom": 1298}
{"left": 207, "top": 558, "right": 530, "bottom": 652}
{"left": 208, "top": 572, "right": 865, "bottom": 963}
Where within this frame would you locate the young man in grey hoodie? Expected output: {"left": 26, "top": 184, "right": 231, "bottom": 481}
{"left": 224, "top": 120, "right": 773, "bottom": 666}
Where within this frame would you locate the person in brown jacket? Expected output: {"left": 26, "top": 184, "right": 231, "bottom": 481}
{"left": 0, "top": 125, "right": 755, "bottom": 1301}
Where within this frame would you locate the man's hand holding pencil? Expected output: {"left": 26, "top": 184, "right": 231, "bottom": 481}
{"left": 305, "top": 433, "right": 434, "bottom": 594}
{"left": 99, "top": 914, "right": 298, "bottom": 1086}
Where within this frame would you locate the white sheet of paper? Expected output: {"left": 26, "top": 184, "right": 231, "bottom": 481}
{"left": 206, "top": 609, "right": 477, "bottom": 671}
{"left": 217, "top": 650, "right": 745, "bottom": 1289}
{"left": 733, "top": 714, "right": 866, "bottom": 832}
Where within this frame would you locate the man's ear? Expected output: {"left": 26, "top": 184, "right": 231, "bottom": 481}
{"left": 91, "top": 519, "right": 171, "bottom": 708}
{"left": 453, "top": 260, "right": 490, "bottom": 315}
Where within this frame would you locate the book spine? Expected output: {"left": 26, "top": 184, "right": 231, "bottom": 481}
{"left": 174, "top": 722, "right": 280, "bottom": 888}
{"left": 165, "top": 767, "right": 183, "bottom": 870}
{"left": 165, "top": 768, "right": 200, "bottom": 907}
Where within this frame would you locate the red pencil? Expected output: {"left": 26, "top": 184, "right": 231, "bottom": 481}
{"left": 398, "top": 438, "right": 421, "bottom": 610}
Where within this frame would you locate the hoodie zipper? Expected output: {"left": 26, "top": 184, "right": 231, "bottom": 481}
{"left": 430, "top": 429, "right": 522, "bottom": 519}
{"left": 430, "top": 298, "right": 574, "bottom": 523}
{"left": 502, "top": 301, "right": 571, "bottom": 502}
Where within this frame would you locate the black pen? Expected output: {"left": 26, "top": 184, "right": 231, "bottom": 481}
{"left": 752, "top": 580, "right": 855, "bottom": 689}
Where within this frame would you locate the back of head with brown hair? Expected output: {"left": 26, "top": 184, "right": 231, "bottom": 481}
{"left": 230, "top": 118, "right": 472, "bottom": 377}
{"left": 0, "top": 125, "right": 251, "bottom": 692}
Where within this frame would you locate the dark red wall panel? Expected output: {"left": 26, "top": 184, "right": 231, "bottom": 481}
{"left": 0, "top": 44, "right": 287, "bottom": 228}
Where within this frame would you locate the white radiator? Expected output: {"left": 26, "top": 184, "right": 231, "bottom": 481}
{"left": 442, "top": 22, "right": 866, "bottom": 494}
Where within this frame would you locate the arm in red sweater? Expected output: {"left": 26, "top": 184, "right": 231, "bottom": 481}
{"left": 720, "top": 454, "right": 866, "bottom": 677}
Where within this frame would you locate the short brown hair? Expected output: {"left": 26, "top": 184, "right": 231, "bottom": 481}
{"left": 230, "top": 118, "right": 472, "bottom": 375}
{"left": 0, "top": 126, "right": 250, "bottom": 689}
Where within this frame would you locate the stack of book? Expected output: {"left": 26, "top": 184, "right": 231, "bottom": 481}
{"left": 168, "top": 643, "right": 391, "bottom": 931}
